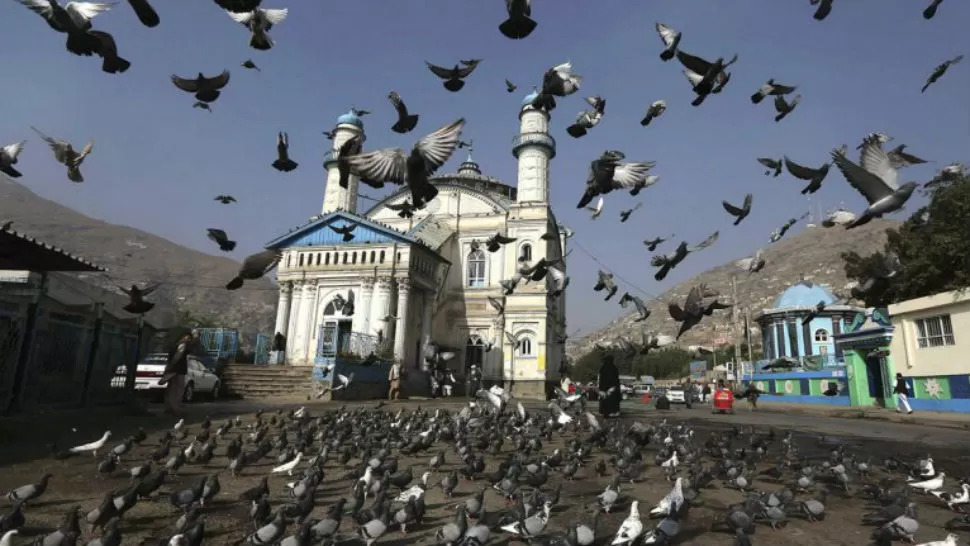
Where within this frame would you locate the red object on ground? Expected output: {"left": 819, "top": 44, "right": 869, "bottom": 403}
{"left": 568, "top": 384, "right": 576, "bottom": 394}
{"left": 641, "top": 393, "right": 652, "bottom": 404}
{"left": 712, "top": 388, "right": 735, "bottom": 414}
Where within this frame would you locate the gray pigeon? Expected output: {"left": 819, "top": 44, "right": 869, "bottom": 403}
{"left": 226, "top": 249, "right": 282, "bottom": 290}
{"left": 922, "top": 54, "right": 963, "bottom": 93}
{"left": 784, "top": 156, "right": 830, "bottom": 194}
{"left": 225, "top": 7, "right": 288, "bottom": 50}
{"left": 499, "top": 0, "right": 536, "bottom": 39}
{"left": 722, "top": 194, "right": 753, "bottom": 225}
{"left": 831, "top": 137, "right": 918, "bottom": 229}
{"left": 343, "top": 119, "right": 465, "bottom": 208}
{"left": 751, "top": 79, "right": 797, "bottom": 104}
{"left": 5, "top": 474, "right": 51, "bottom": 505}
{"left": 757, "top": 157, "right": 782, "bottom": 176}
{"left": 243, "top": 511, "right": 286, "bottom": 545}
{"left": 0, "top": 141, "right": 25, "bottom": 178}
{"left": 30, "top": 126, "right": 93, "bottom": 183}
{"left": 773, "top": 94, "right": 801, "bottom": 122}
{"left": 435, "top": 507, "right": 468, "bottom": 546}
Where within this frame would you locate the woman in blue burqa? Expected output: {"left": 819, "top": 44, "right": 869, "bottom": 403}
{"left": 598, "top": 353, "right": 622, "bottom": 417}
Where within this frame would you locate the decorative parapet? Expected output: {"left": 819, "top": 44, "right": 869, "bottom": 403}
{"left": 512, "top": 133, "right": 556, "bottom": 159}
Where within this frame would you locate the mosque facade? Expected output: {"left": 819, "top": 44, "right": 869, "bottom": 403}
{"left": 754, "top": 280, "right": 865, "bottom": 367}
{"left": 264, "top": 93, "right": 569, "bottom": 399}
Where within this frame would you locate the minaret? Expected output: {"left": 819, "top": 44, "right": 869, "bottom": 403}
{"left": 321, "top": 110, "right": 366, "bottom": 214}
{"left": 512, "top": 91, "right": 556, "bottom": 203}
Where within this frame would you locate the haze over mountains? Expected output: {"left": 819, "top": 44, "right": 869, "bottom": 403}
{"left": 0, "top": 177, "right": 276, "bottom": 333}
{"left": 565, "top": 219, "right": 897, "bottom": 360}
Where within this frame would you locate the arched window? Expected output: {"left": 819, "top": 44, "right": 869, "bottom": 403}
{"left": 342, "top": 252, "right": 348, "bottom": 264}
{"left": 520, "top": 243, "right": 532, "bottom": 262}
{"left": 298, "top": 254, "right": 304, "bottom": 267}
{"left": 466, "top": 336, "right": 485, "bottom": 370}
{"left": 379, "top": 250, "right": 386, "bottom": 263}
{"left": 814, "top": 329, "right": 829, "bottom": 342}
{"left": 370, "top": 250, "right": 376, "bottom": 263}
{"left": 352, "top": 252, "right": 357, "bottom": 264}
{"left": 467, "top": 249, "right": 486, "bottom": 288}
{"left": 286, "top": 254, "right": 291, "bottom": 267}
{"left": 518, "top": 335, "right": 534, "bottom": 357}
{"left": 324, "top": 253, "right": 330, "bottom": 265}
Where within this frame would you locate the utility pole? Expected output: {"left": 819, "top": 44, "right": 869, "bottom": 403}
{"left": 731, "top": 276, "right": 740, "bottom": 368}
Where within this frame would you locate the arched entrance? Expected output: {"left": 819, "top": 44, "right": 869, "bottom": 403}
{"left": 316, "top": 294, "right": 355, "bottom": 359}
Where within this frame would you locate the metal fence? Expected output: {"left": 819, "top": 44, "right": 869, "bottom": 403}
{"left": 197, "top": 328, "right": 239, "bottom": 360}
{"left": 254, "top": 333, "right": 271, "bottom": 364}
{"left": 0, "top": 298, "right": 151, "bottom": 414}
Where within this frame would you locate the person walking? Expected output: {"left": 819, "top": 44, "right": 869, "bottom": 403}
{"left": 701, "top": 383, "right": 712, "bottom": 403}
{"left": 597, "top": 354, "right": 622, "bottom": 418}
{"left": 467, "top": 365, "right": 482, "bottom": 398}
{"left": 742, "top": 382, "right": 761, "bottom": 410}
{"left": 388, "top": 360, "right": 402, "bottom": 400}
{"left": 272, "top": 332, "right": 286, "bottom": 365}
{"left": 159, "top": 333, "right": 191, "bottom": 416}
{"left": 893, "top": 372, "right": 913, "bottom": 414}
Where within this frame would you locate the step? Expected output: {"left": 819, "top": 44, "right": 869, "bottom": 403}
{"left": 222, "top": 367, "right": 312, "bottom": 378}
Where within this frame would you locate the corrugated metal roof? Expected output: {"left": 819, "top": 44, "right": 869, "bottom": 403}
{"left": 0, "top": 228, "right": 105, "bottom": 272}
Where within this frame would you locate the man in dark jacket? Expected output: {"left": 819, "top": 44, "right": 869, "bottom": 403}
{"left": 160, "top": 333, "right": 191, "bottom": 415}
{"left": 272, "top": 332, "right": 286, "bottom": 365}
{"left": 893, "top": 373, "right": 913, "bottom": 414}
{"left": 598, "top": 354, "right": 622, "bottom": 417}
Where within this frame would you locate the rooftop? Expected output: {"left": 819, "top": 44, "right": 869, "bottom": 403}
{"left": 0, "top": 228, "right": 105, "bottom": 272}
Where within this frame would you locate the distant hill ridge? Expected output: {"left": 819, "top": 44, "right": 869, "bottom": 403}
{"left": 0, "top": 177, "right": 277, "bottom": 334}
{"left": 565, "top": 219, "right": 897, "bottom": 359}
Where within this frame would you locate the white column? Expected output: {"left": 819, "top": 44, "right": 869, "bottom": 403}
{"left": 421, "top": 289, "right": 436, "bottom": 354}
{"left": 492, "top": 317, "right": 505, "bottom": 382}
{"left": 369, "top": 276, "right": 393, "bottom": 339}
{"left": 393, "top": 277, "right": 412, "bottom": 363}
{"left": 286, "top": 281, "right": 304, "bottom": 360}
{"left": 274, "top": 282, "right": 293, "bottom": 336}
{"left": 354, "top": 277, "right": 376, "bottom": 334}
{"left": 293, "top": 281, "right": 314, "bottom": 365}
{"left": 302, "top": 281, "right": 319, "bottom": 361}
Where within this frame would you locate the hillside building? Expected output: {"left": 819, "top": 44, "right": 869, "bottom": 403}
{"left": 265, "top": 94, "right": 570, "bottom": 399}
{"left": 755, "top": 280, "right": 864, "bottom": 367}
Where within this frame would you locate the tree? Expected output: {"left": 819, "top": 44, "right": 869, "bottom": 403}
{"left": 842, "top": 170, "right": 970, "bottom": 306}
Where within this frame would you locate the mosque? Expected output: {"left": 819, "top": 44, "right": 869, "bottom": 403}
{"left": 263, "top": 91, "right": 569, "bottom": 399}
{"left": 755, "top": 280, "right": 865, "bottom": 367}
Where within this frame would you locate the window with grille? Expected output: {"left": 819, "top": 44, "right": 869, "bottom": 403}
{"left": 814, "top": 329, "right": 829, "bottom": 342}
{"left": 467, "top": 249, "right": 486, "bottom": 288}
{"left": 915, "top": 315, "right": 955, "bottom": 348}
{"left": 520, "top": 243, "right": 532, "bottom": 262}
{"left": 519, "top": 336, "right": 534, "bottom": 356}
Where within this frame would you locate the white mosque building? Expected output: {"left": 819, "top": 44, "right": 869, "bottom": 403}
{"left": 264, "top": 91, "right": 569, "bottom": 399}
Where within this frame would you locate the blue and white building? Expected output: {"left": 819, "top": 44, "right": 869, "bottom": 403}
{"left": 263, "top": 95, "right": 569, "bottom": 398}
{"left": 755, "top": 280, "right": 864, "bottom": 367}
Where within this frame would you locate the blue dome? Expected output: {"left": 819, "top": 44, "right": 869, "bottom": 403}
{"left": 772, "top": 282, "right": 836, "bottom": 309}
{"left": 521, "top": 90, "right": 539, "bottom": 107}
{"left": 336, "top": 111, "right": 364, "bottom": 129}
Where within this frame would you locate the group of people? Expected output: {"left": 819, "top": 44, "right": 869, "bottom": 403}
{"left": 387, "top": 360, "right": 480, "bottom": 400}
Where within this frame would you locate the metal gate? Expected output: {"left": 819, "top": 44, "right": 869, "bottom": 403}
{"left": 254, "top": 333, "right": 271, "bottom": 365}
{"left": 21, "top": 311, "right": 93, "bottom": 409}
{"left": 0, "top": 302, "right": 26, "bottom": 412}
{"left": 86, "top": 325, "right": 138, "bottom": 404}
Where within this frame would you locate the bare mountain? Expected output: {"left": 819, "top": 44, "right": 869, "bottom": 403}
{"left": 0, "top": 178, "right": 277, "bottom": 334}
{"left": 566, "top": 219, "right": 898, "bottom": 359}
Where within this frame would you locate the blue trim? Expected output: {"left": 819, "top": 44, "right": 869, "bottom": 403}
{"left": 746, "top": 370, "right": 846, "bottom": 380}
{"left": 950, "top": 375, "right": 970, "bottom": 399}
{"left": 799, "top": 378, "right": 810, "bottom": 395}
{"left": 908, "top": 398, "right": 970, "bottom": 412}
{"left": 512, "top": 133, "right": 556, "bottom": 159}
{"left": 265, "top": 210, "right": 418, "bottom": 249}
{"left": 758, "top": 395, "right": 851, "bottom": 406}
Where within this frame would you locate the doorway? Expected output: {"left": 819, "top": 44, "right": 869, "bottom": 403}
{"left": 865, "top": 354, "right": 887, "bottom": 407}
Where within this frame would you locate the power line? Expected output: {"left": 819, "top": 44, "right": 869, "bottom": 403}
{"left": 569, "top": 237, "right": 665, "bottom": 304}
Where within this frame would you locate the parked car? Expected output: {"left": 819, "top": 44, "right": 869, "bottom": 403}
{"left": 113, "top": 353, "right": 221, "bottom": 402}
{"left": 633, "top": 384, "right": 653, "bottom": 396}
{"left": 666, "top": 385, "right": 687, "bottom": 404}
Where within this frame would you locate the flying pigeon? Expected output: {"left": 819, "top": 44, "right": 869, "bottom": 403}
{"left": 619, "top": 202, "right": 642, "bottom": 223}
{"left": 193, "top": 101, "right": 212, "bottom": 112}
{"left": 226, "top": 249, "right": 282, "bottom": 290}
{"left": 757, "top": 157, "right": 782, "bottom": 176}
{"left": 886, "top": 145, "right": 928, "bottom": 169}
{"left": 722, "top": 193, "right": 753, "bottom": 225}
{"left": 924, "top": 0, "right": 944, "bottom": 19}
{"left": 484, "top": 232, "right": 516, "bottom": 252}
{"left": 487, "top": 296, "right": 505, "bottom": 315}
{"left": 566, "top": 96, "right": 606, "bottom": 138}
{"left": 343, "top": 118, "right": 465, "bottom": 208}
{"left": 773, "top": 94, "right": 801, "bottom": 122}
{"left": 736, "top": 249, "right": 766, "bottom": 274}
{"left": 643, "top": 236, "right": 668, "bottom": 252}
{"left": 529, "top": 62, "right": 582, "bottom": 111}
{"left": 329, "top": 223, "right": 357, "bottom": 242}
{"left": 387, "top": 91, "right": 419, "bottom": 134}
{"left": 751, "top": 79, "right": 797, "bottom": 104}
{"left": 0, "top": 141, "right": 26, "bottom": 178}
{"left": 677, "top": 50, "right": 737, "bottom": 106}
{"left": 386, "top": 199, "right": 416, "bottom": 218}
{"left": 171, "top": 71, "right": 231, "bottom": 103}
{"left": 619, "top": 293, "right": 650, "bottom": 321}
{"left": 335, "top": 133, "right": 366, "bottom": 188}
{"left": 226, "top": 7, "right": 288, "bottom": 50}
{"left": 784, "top": 156, "right": 830, "bottom": 194}
{"left": 640, "top": 100, "right": 666, "bottom": 126}
{"left": 241, "top": 59, "right": 259, "bottom": 70}
{"left": 669, "top": 284, "right": 731, "bottom": 340}
{"left": 119, "top": 284, "right": 158, "bottom": 314}
{"left": 272, "top": 132, "right": 298, "bottom": 172}
{"left": 14, "top": 0, "right": 130, "bottom": 73}
{"left": 811, "top": 0, "right": 833, "bottom": 20}
{"left": 207, "top": 228, "right": 237, "bottom": 251}
{"left": 426, "top": 59, "right": 481, "bottom": 92}
{"left": 214, "top": 194, "right": 236, "bottom": 204}
{"left": 30, "top": 126, "right": 93, "bottom": 183}
{"left": 576, "top": 150, "right": 656, "bottom": 208}
{"left": 655, "top": 23, "right": 681, "bottom": 61}
{"left": 499, "top": 0, "right": 536, "bottom": 39}
{"left": 593, "top": 270, "right": 618, "bottom": 301}
{"left": 821, "top": 208, "right": 857, "bottom": 227}
{"left": 922, "top": 55, "right": 963, "bottom": 93}
{"left": 831, "top": 136, "right": 918, "bottom": 229}
{"left": 769, "top": 213, "right": 808, "bottom": 242}
{"left": 126, "top": 0, "right": 159, "bottom": 27}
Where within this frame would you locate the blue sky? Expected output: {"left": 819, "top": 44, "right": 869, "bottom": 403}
{"left": 4, "top": 1, "right": 968, "bottom": 335}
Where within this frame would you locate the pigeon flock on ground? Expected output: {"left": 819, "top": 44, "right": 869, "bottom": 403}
{"left": 0, "top": 0, "right": 967, "bottom": 348}
{"left": 3, "top": 396, "right": 970, "bottom": 546}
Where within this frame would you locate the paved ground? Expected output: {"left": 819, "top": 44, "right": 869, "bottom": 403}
{"left": 2, "top": 398, "right": 970, "bottom": 546}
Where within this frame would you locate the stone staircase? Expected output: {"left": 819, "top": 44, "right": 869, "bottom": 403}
{"left": 221, "top": 364, "right": 314, "bottom": 400}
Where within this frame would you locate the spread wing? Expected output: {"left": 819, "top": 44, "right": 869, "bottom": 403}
{"left": 2, "top": 141, "right": 25, "bottom": 160}
{"left": 425, "top": 62, "right": 454, "bottom": 79}
{"left": 773, "top": 94, "right": 789, "bottom": 112}
{"left": 773, "top": 83, "right": 797, "bottom": 94}
{"left": 171, "top": 74, "right": 200, "bottom": 93}
{"left": 344, "top": 148, "right": 408, "bottom": 184}
{"left": 831, "top": 146, "right": 895, "bottom": 204}
{"left": 675, "top": 50, "right": 713, "bottom": 75}
{"left": 493, "top": 233, "right": 516, "bottom": 244}
{"left": 14, "top": 0, "right": 56, "bottom": 19}
{"left": 783, "top": 156, "right": 820, "bottom": 180}
{"left": 683, "top": 285, "right": 704, "bottom": 315}
{"left": 757, "top": 157, "right": 779, "bottom": 168}
{"left": 226, "top": 10, "right": 255, "bottom": 24}
{"left": 655, "top": 22, "right": 678, "bottom": 47}
{"left": 203, "top": 70, "right": 231, "bottom": 89}
{"left": 338, "top": 134, "right": 363, "bottom": 156}
{"left": 611, "top": 162, "right": 656, "bottom": 189}
{"left": 414, "top": 118, "right": 465, "bottom": 177}
{"left": 859, "top": 137, "right": 899, "bottom": 190}
{"left": 688, "top": 231, "right": 718, "bottom": 252}
{"left": 455, "top": 61, "right": 480, "bottom": 78}
{"left": 30, "top": 127, "right": 71, "bottom": 163}
{"left": 386, "top": 200, "right": 411, "bottom": 211}
{"left": 65, "top": 1, "right": 114, "bottom": 25}
{"left": 140, "top": 283, "right": 159, "bottom": 297}
{"left": 742, "top": 193, "right": 753, "bottom": 210}
{"left": 722, "top": 200, "right": 743, "bottom": 216}
{"left": 261, "top": 7, "right": 287, "bottom": 24}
